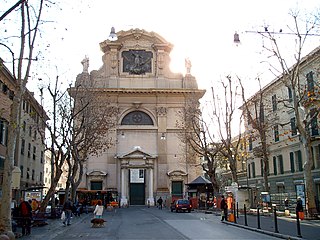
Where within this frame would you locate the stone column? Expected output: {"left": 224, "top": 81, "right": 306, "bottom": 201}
{"left": 147, "top": 168, "right": 155, "bottom": 206}
{"left": 120, "top": 168, "right": 128, "bottom": 207}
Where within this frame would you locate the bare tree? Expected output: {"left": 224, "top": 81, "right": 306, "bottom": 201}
{"left": 239, "top": 77, "right": 271, "bottom": 192}
{"left": 0, "top": 1, "right": 45, "bottom": 234}
{"left": 67, "top": 86, "right": 117, "bottom": 202}
{"left": 180, "top": 103, "right": 224, "bottom": 192}
{"left": 211, "top": 76, "right": 243, "bottom": 184}
{"left": 38, "top": 76, "right": 72, "bottom": 214}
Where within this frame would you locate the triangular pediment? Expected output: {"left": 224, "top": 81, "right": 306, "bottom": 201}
{"left": 117, "top": 146, "right": 156, "bottom": 159}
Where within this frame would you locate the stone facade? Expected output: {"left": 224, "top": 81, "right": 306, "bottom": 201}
{"left": 73, "top": 29, "right": 205, "bottom": 206}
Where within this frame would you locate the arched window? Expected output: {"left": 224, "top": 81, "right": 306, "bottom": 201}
{"left": 121, "top": 111, "right": 153, "bottom": 125}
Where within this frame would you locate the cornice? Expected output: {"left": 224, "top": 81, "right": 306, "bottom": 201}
{"left": 80, "top": 88, "right": 206, "bottom": 97}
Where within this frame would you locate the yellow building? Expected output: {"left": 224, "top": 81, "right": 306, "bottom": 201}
{"left": 0, "top": 58, "right": 47, "bottom": 201}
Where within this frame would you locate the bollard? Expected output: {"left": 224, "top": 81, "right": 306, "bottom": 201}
{"left": 244, "top": 204, "right": 248, "bottom": 226}
{"left": 257, "top": 207, "right": 261, "bottom": 229}
{"left": 296, "top": 211, "right": 302, "bottom": 238}
{"left": 236, "top": 202, "right": 239, "bottom": 218}
{"left": 273, "top": 205, "right": 279, "bottom": 233}
{"left": 233, "top": 203, "right": 237, "bottom": 223}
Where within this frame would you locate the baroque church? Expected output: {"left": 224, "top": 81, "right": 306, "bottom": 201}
{"left": 73, "top": 29, "right": 205, "bottom": 207}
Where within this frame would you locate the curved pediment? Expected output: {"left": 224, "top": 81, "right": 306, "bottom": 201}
{"left": 86, "top": 170, "right": 107, "bottom": 176}
{"left": 100, "top": 28, "right": 173, "bottom": 54}
{"left": 167, "top": 170, "right": 187, "bottom": 177}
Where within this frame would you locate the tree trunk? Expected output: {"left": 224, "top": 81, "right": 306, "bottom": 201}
{"left": 304, "top": 140, "right": 317, "bottom": 216}
{"left": 39, "top": 168, "right": 62, "bottom": 212}
{"left": 71, "top": 160, "right": 84, "bottom": 201}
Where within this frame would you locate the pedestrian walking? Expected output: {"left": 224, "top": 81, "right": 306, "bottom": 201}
{"left": 63, "top": 197, "right": 73, "bottom": 226}
{"left": 220, "top": 195, "right": 228, "bottom": 221}
{"left": 93, "top": 200, "right": 104, "bottom": 219}
{"left": 18, "top": 198, "right": 32, "bottom": 236}
{"left": 157, "top": 197, "right": 163, "bottom": 209}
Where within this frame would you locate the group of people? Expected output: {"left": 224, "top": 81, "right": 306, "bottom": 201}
{"left": 219, "top": 195, "right": 304, "bottom": 222}
{"left": 61, "top": 198, "right": 105, "bottom": 226}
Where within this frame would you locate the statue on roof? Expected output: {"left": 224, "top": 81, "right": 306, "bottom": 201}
{"left": 185, "top": 58, "right": 192, "bottom": 74}
{"left": 81, "top": 56, "right": 89, "bottom": 73}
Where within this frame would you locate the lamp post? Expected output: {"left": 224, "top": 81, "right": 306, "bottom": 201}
{"left": 12, "top": 166, "right": 21, "bottom": 205}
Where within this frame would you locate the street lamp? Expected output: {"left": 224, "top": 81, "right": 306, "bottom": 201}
{"left": 234, "top": 32, "right": 240, "bottom": 45}
{"left": 108, "top": 27, "right": 118, "bottom": 41}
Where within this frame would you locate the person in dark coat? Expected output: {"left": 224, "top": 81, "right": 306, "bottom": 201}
{"left": 18, "top": 198, "right": 32, "bottom": 235}
{"left": 296, "top": 197, "right": 303, "bottom": 212}
{"left": 157, "top": 197, "right": 163, "bottom": 210}
{"left": 220, "top": 195, "right": 228, "bottom": 221}
{"left": 63, "top": 198, "right": 73, "bottom": 226}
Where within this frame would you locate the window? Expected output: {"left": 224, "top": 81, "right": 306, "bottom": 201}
{"left": 27, "top": 143, "right": 31, "bottom": 158}
{"left": 0, "top": 156, "right": 4, "bottom": 169}
{"left": 272, "top": 94, "right": 277, "bottom": 111}
{"left": 290, "top": 152, "right": 295, "bottom": 173}
{"left": 260, "top": 159, "right": 264, "bottom": 177}
{"left": 288, "top": 87, "right": 293, "bottom": 102}
{"left": 22, "top": 121, "right": 26, "bottom": 132}
{"left": 33, "top": 146, "right": 36, "bottom": 160}
{"left": 121, "top": 111, "right": 153, "bottom": 125}
{"left": 259, "top": 103, "right": 265, "bottom": 123}
{"left": 32, "top": 169, "right": 35, "bottom": 180}
{"left": 2, "top": 83, "right": 8, "bottom": 94}
{"left": 306, "top": 71, "right": 315, "bottom": 96}
{"left": 26, "top": 102, "right": 29, "bottom": 113}
{"left": 34, "top": 130, "right": 37, "bottom": 140}
{"left": 248, "top": 137, "right": 253, "bottom": 151}
{"left": 21, "top": 139, "right": 25, "bottom": 155}
{"left": 27, "top": 168, "right": 30, "bottom": 179}
{"left": 40, "top": 172, "right": 43, "bottom": 182}
{"left": 251, "top": 162, "right": 256, "bottom": 178}
{"left": 29, "top": 126, "right": 32, "bottom": 137}
{"left": 91, "top": 181, "right": 102, "bottom": 190}
{"left": 290, "top": 117, "right": 297, "bottom": 136}
{"left": 297, "top": 150, "right": 303, "bottom": 171}
{"left": 22, "top": 100, "right": 26, "bottom": 111}
{"left": 278, "top": 155, "right": 284, "bottom": 174}
{"left": 273, "top": 156, "right": 277, "bottom": 175}
{"left": 20, "top": 165, "right": 23, "bottom": 178}
{"left": 40, "top": 151, "right": 44, "bottom": 164}
{"left": 0, "top": 120, "right": 8, "bottom": 146}
{"left": 274, "top": 125, "right": 279, "bottom": 142}
{"left": 248, "top": 164, "right": 251, "bottom": 178}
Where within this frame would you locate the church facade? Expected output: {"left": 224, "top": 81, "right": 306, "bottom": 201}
{"left": 74, "top": 29, "right": 205, "bottom": 206}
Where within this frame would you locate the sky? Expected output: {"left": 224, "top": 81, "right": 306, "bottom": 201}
{"left": 1, "top": 0, "right": 320, "bottom": 108}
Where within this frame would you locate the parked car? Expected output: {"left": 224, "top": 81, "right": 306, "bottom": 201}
{"left": 170, "top": 199, "right": 192, "bottom": 213}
